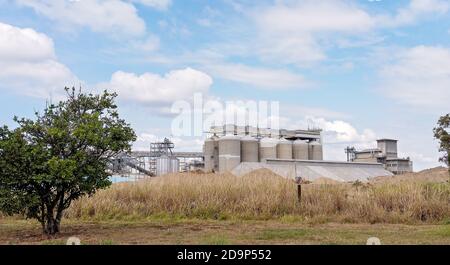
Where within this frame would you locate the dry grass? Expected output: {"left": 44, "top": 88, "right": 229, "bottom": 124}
{"left": 65, "top": 168, "right": 450, "bottom": 224}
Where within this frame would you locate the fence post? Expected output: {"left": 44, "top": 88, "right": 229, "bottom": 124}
{"left": 295, "top": 176, "right": 302, "bottom": 204}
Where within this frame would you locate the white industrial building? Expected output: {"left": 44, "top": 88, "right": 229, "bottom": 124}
{"left": 203, "top": 125, "right": 394, "bottom": 182}
{"left": 346, "top": 139, "right": 413, "bottom": 175}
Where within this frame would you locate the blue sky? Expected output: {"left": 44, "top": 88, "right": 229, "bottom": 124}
{"left": 1, "top": 0, "right": 450, "bottom": 170}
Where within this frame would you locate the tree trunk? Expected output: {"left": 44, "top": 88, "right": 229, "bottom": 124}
{"left": 43, "top": 210, "right": 60, "bottom": 235}
{"left": 43, "top": 218, "right": 60, "bottom": 235}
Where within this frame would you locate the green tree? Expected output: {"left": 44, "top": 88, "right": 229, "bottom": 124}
{"left": 0, "top": 88, "right": 136, "bottom": 235}
{"left": 434, "top": 114, "right": 450, "bottom": 173}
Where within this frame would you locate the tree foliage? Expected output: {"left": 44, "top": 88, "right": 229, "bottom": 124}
{"left": 0, "top": 88, "right": 136, "bottom": 235}
{"left": 434, "top": 114, "right": 450, "bottom": 172}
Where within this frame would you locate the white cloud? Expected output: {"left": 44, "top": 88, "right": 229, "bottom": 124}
{"left": 205, "top": 63, "right": 308, "bottom": 89}
{"left": 0, "top": 23, "right": 55, "bottom": 61}
{"left": 256, "top": 1, "right": 374, "bottom": 34}
{"left": 105, "top": 68, "right": 213, "bottom": 105}
{"left": 377, "top": 45, "right": 450, "bottom": 109}
{"left": 247, "top": 0, "right": 449, "bottom": 66}
{"left": 0, "top": 22, "right": 78, "bottom": 98}
{"left": 131, "top": 0, "right": 171, "bottom": 10}
{"left": 16, "top": 0, "right": 146, "bottom": 36}
{"left": 377, "top": 0, "right": 449, "bottom": 27}
{"left": 252, "top": 0, "right": 375, "bottom": 65}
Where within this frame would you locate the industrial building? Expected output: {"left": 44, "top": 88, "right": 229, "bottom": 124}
{"left": 111, "top": 126, "right": 405, "bottom": 183}
{"left": 203, "top": 125, "right": 324, "bottom": 173}
{"left": 345, "top": 139, "right": 413, "bottom": 174}
{"left": 111, "top": 138, "right": 203, "bottom": 177}
{"left": 203, "top": 125, "right": 394, "bottom": 182}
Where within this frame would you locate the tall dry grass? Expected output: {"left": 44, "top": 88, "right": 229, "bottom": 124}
{"left": 66, "top": 170, "right": 450, "bottom": 224}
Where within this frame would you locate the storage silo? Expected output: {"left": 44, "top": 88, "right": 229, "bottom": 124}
{"left": 308, "top": 141, "right": 323, "bottom": 160}
{"left": 156, "top": 156, "right": 171, "bottom": 176}
{"left": 277, "top": 138, "right": 292, "bottom": 159}
{"left": 170, "top": 157, "right": 180, "bottom": 173}
{"left": 241, "top": 136, "right": 259, "bottom": 162}
{"left": 218, "top": 135, "right": 241, "bottom": 172}
{"left": 156, "top": 156, "right": 180, "bottom": 176}
{"left": 203, "top": 136, "right": 218, "bottom": 173}
{"left": 293, "top": 140, "right": 309, "bottom": 160}
{"left": 259, "top": 138, "right": 278, "bottom": 162}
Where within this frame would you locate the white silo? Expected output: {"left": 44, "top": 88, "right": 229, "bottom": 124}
{"left": 277, "top": 138, "right": 292, "bottom": 159}
{"left": 293, "top": 140, "right": 309, "bottom": 160}
{"left": 170, "top": 157, "right": 180, "bottom": 173}
{"left": 241, "top": 136, "right": 259, "bottom": 162}
{"left": 259, "top": 138, "right": 278, "bottom": 162}
{"left": 218, "top": 135, "right": 241, "bottom": 172}
{"left": 156, "top": 155, "right": 179, "bottom": 176}
{"left": 203, "top": 136, "right": 218, "bottom": 173}
{"left": 308, "top": 141, "right": 324, "bottom": 160}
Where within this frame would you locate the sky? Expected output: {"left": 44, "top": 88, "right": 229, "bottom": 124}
{"left": 0, "top": 0, "right": 449, "bottom": 171}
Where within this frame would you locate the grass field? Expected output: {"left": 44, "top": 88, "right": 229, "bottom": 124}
{"left": 1, "top": 167, "right": 449, "bottom": 245}
{"left": 66, "top": 167, "right": 450, "bottom": 224}
{"left": 1, "top": 218, "right": 450, "bottom": 245}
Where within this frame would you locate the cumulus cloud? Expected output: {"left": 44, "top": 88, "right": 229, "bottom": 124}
{"left": 377, "top": 45, "right": 450, "bottom": 110}
{"left": 252, "top": 0, "right": 374, "bottom": 65}
{"left": 248, "top": 0, "right": 449, "bottom": 66}
{"left": 205, "top": 63, "right": 308, "bottom": 89}
{"left": 16, "top": 0, "right": 146, "bottom": 36}
{"left": 0, "top": 22, "right": 78, "bottom": 98}
{"left": 105, "top": 68, "right": 213, "bottom": 105}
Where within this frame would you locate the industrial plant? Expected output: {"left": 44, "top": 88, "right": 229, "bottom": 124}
{"left": 203, "top": 125, "right": 323, "bottom": 173}
{"left": 345, "top": 139, "right": 413, "bottom": 174}
{"left": 110, "top": 124, "right": 414, "bottom": 182}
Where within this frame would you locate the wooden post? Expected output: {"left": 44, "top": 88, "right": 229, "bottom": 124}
{"left": 297, "top": 184, "right": 302, "bottom": 203}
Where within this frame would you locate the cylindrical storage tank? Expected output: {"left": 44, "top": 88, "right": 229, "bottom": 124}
{"left": 308, "top": 141, "right": 323, "bottom": 160}
{"left": 218, "top": 135, "right": 241, "bottom": 172}
{"left": 170, "top": 157, "right": 180, "bottom": 173}
{"left": 259, "top": 138, "right": 278, "bottom": 162}
{"left": 241, "top": 136, "right": 259, "bottom": 162}
{"left": 203, "top": 136, "right": 218, "bottom": 173}
{"left": 293, "top": 140, "right": 309, "bottom": 160}
{"left": 156, "top": 156, "right": 171, "bottom": 176}
{"left": 277, "top": 138, "right": 292, "bottom": 159}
